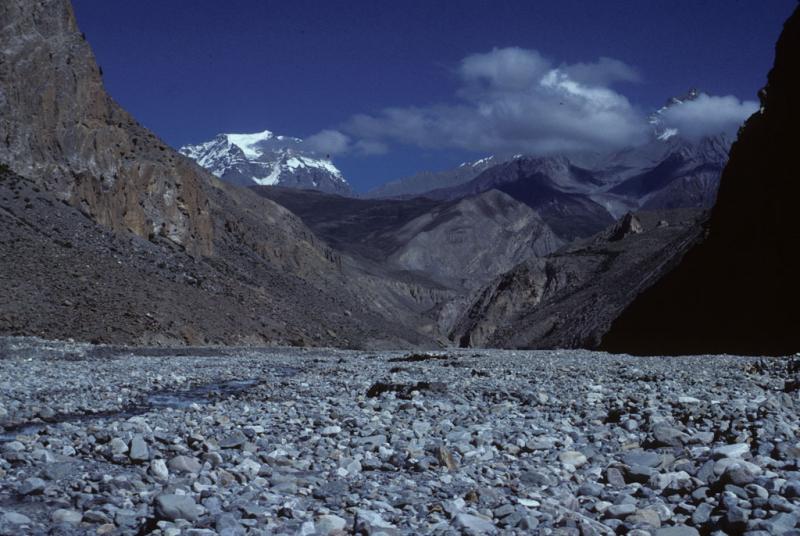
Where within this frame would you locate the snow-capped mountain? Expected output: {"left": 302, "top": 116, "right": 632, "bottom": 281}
{"left": 648, "top": 88, "right": 701, "bottom": 140}
{"left": 180, "top": 130, "right": 352, "bottom": 195}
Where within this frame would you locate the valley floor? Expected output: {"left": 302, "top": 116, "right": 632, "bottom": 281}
{"left": 0, "top": 338, "right": 798, "bottom": 535}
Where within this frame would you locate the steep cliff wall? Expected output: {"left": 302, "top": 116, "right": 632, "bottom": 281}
{"left": 602, "top": 7, "right": 800, "bottom": 355}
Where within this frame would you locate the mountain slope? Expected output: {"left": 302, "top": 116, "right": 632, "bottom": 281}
{"left": 385, "top": 190, "right": 563, "bottom": 289}
{"left": 423, "top": 157, "right": 616, "bottom": 240}
{"left": 602, "top": 6, "right": 800, "bottom": 356}
{"left": 180, "top": 130, "right": 352, "bottom": 195}
{"left": 450, "top": 209, "right": 704, "bottom": 349}
{"left": 0, "top": 0, "right": 433, "bottom": 348}
{"left": 253, "top": 187, "right": 562, "bottom": 291}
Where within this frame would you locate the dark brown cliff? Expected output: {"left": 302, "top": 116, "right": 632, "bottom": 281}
{"left": 602, "top": 7, "right": 800, "bottom": 355}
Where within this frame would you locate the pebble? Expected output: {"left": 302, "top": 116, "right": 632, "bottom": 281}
{"left": 0, "top": 339, "right": 798, "bottom": 534}
{"left": 51, "top": 509, "right": 82, "bottom": 525}
{"left": 129, "top": 434, "right": 149, "bottom": 461}
{"left": 712, "top": 443, "right": 750, "bottom": 459}
{"left": 155, "top": 494, "right": 201, "bottom": 522}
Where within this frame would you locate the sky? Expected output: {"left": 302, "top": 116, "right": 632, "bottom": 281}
{"left": 71, "top": 1, "right": 796, "bottom": 192}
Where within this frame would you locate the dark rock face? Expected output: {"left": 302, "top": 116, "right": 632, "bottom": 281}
{"left": 602, "top": 7, "right": 800, "bottom": 356}
{"left": 0, "top": 168, "right": 430, "bottom": 347}
{"left": 609, "top": 212, "right": 644, "bottom": 242}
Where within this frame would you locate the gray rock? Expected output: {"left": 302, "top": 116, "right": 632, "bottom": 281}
{"left": 320, "top": 425, "right": 341, "bottom": 436}
{"left": 723, "top": 506, "right": 749, "bottom": 532}
{"left": 578, "top": 482, "right": 604, "bottom": 497}
{"left": 627, "top": 508, "right": 662, "bottom": 528}
{"left": 219, "top": 431, "right": 247, "bottom": 449}
{"left": 713, "top": 443, "right": 750, "bottom": 459}
{"left": 109, "top": 437, "right": 128, "bottom": 455}
{"left": 19, "top": 477, "right": 45, "bottom": 495}
{"left": 605, "top": 467, "right": 626, "bottom": 488}
{"left": 784, "top": 480, "right": 800, "bottom": 498}
{"left": 51, "top": 509, "right": 82, "bottom": 525}
{"left": 655, "top": 527, "right": 700, "bottom": 536}
{"left": 2, "top": 512, "right": 32, "bottom": 525}
{"left": 155, "top": 493, "right": 201, "bottom": 522}
{"left": 607, "top": 504, "right": 637, "bottom": 518}
{"left": 453, "top": 513, "right": 496, "bottom": 534}
{"left": 129, "top": 434, "right": 149, "bottom": 461}
{"left": 721, "top": 465, "right": 757, "bottom": 486}
{"left": 692, "top": 503, "right": 714, "bottom": 526}
{"left": 559, "top": 451, "right": 588, "bottom": 467}
{"left": 216, "top": 513, "right": 245, "bottom": 536}
{"left": 755, "top": 513, "right": 798, "bottom": 534}
{"left": 652, "top": 425, "right": 688, "bottom": 447}
{"left": 151, "top": 458, "right": 169, "bottom": 480}
{"left": 520, "top": 470, "right": 554, "bottom": 487}
{"left": 316, "top": 514, "right": 347, "bottom": 535}
{"left": 622, "top": 451, "right": 662, "bottom": 468}
{"left": 168, "top": 455, "right": 202, "bottom": 474}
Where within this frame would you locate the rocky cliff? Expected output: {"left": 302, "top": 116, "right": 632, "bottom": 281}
{"left": 0, "top": 0, "right": 216, "bottom": 255}
{"left": 0, "top": 0, "right": 439, "bottom": 348}
{"left": 602, "top": 7, "right": 800, "bottom": 356}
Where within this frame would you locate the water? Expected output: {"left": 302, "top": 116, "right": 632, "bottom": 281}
{"left": 0, "top": 374, "right": 289, "bottom": 442}
{"left": 146, "top": 378, "right": 263, "bottom": 409}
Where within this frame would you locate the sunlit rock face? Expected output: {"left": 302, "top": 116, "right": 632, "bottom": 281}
{"left": 0, "top": 0, "right": 220, "bottom": 255}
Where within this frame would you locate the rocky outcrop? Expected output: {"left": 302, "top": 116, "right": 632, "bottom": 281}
{"left": 609, "top": 212, "right": 644, "bottom": 242}
{"left": 0, "top": 0, "right": 214, "bottom": 255}
{"left": 602, "top": 7, "right": 800, "bottom": 356}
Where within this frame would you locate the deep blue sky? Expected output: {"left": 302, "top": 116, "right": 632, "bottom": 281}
{"left": 72, "top": 0, "right": 796, "bottom": 192}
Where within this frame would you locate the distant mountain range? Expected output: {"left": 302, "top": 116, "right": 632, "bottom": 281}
{"left": 180, "top": 130, "right": 352, "bottom": 195}
{"left": 363, "top": 156, "right": 500, "bottom": 199}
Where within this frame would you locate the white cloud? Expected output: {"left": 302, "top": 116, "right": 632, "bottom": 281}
{"left": 560, "top": 57, "right": 642, "bottom": 86}
{"left": 318, "top": 48, "right": 752, "bottom": 158}
{"left": 354, "top": 139, "right": 388, "bottom": 155}
{"left": 342, "top": 47, "right": 650, "bottom": 156}
{"left": 459, "top": 47, "right": 551, "bottom": 91}
{"left": 304, "top": 129, "right": 351, "bottom": 155}
{"left": 658, "top": 93, "right": 758, "bottom": 140}
{"left": 304, "top": 129, "right": 389, "bottom": 156}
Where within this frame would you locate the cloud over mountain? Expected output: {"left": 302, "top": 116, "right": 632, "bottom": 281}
{"left": 338, "top": 47, "right": 649, "bottom": 156}
{"left": 310, "top": 47, "right": 757, "bottom": 158}
{"left": 657, "top": 93, "right": 758, "bottom": 140}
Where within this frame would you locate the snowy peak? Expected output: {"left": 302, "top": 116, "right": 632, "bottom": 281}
{"left": 459, "top": 155, "right": 496, "bottom": 169}
{"left": 649, "top": 88, "right": 701, "bottom": 141}
{"left": 180, "top": 130, "right": 351, "bottom": 195}
{"left": 225, "top": 129, "right": 275, "bottom": 158}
